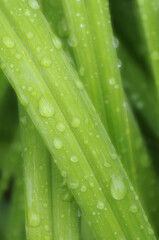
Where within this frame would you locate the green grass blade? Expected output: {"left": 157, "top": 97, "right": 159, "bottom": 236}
{"left": 19, "top": 106, "right": 53, "bottom": 240}
{"left": 6, "top": 166, "right": 25, "bottom": 240}
{"left": 52, "top": 162, "right": 80, "bottom": 240}
{"left": 136, "top": 0, "right": 159, "bottom": 95}
{"left": 61, "top": 0, "right": 159, "bottom": 228}
{"left": 0, "top": 4, "right": 156, "bottom": 239}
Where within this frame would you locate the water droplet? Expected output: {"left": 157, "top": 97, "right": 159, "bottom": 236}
{"left": 70, "top": 155, "right": 78, "bottom": 163}
{"left": 39, "top": 97, "right": 54, "bottom": 117}
{"left": 28, "top": 0, "right": 40, "bottom": 10}
{"left": 63, "top": 190, "right": 73, "bottom": 201}
{"left": 61, "top": 170, "right": 67, "bottom": 177}
{"left": 3, "top": 36, "right": 15, "bottom": 49}
{"left": 52, "top": 36, "right": 62, "bottom": 50}
{"left": 26, "top": 32, "right": 34, "bottom": 39}
{"left": 129, "top": 205, "right": 137, "bottom": 213}
{"left": 44, "top": 225, "right": 49, "bottom": 231}
{"left": 24, "top": 9, "right": 31, "bottom": 16}
{"left": 109, "top": 78, "right": 115, "bottom": 85}
{"left": 104, "top": 162, "right": 111, "bottom": 167}
{"left": 75, "top": 80, "right": 84, "bottom": 90}
{"left": 72, "top": 117, "right": 80, "bottom": 128}
{"left": 81, "top": 185, "right": 86, "bottom": 192}
{"left": 29, "top": 213, "right": 40, "bottom": 227}
{"left": 117, "top": 59, "right": 122, "bottom": 68}
{"left": 68, "top": 34, "right": 78, "bottom": 47}
{"left": 15, "top": 53, "right": 22, "bottom": 60}
{"left": 56, "top": 122, "right": 65, "bottom": 132}
{"left": 40, "top": 56, "right": 52, "bottom": 68}
{"left": 20, "top": 116, "right": 27, "bottom": 127}
{"left": 111, "top": 175, "right": 127, "bottom": 200}
{"left": 97, "top": 201, "right": 105, "bottom": 210}
{"left": 147, "top": 228, "right": 154, "bottom": 235}
{"left": 54, "top": 138, "right": 63, "bottom": 149}
{"left": 112, "top": 37, "right": 119, "bottom": 48}
{"left": 69, "top": 181, "right": 79, "bottom": 189}
{"left": 151, "top": 51, "right": 159, "bottom": 60}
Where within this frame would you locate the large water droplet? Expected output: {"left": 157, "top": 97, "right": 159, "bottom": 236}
{"left": 81, "top": 185, "right": 86, "bottom": 192}
{"left": 112, "top": 37, "right": 119, "bottom": 48}
{"left": 28, "top": 0, "right": 40, "bottom": 10}
{"left": 111, "top": 175, "right": 127, "bottom": 200}
{"left": 70, "top": 155, "right": 78, "bottom": 163}
{"left": 75, "top": 80, "right": 84, "bottom": 90}
{"left": 97, "top": 201, "right": 105, "bottom": 210}
{"left": 40, "top": 56, "right": 52, "bottom": 68}
{"left": 54, "top": 138, "right": 63, "bottom": 149}
{"left": 56, "top": 122, "right": 65, "bottom": 132}
{"left": 72, "top": 117, "right": 80, "bottom": 128}
{"left": 39, "top": 97, "right": 54, "bottom": 117}
{"left": 52, "top": 36, "right": 62, "bottom": 50}
{"left": 104, "top": 162, "right": 111, "bottom": 168}
{"left": 68, "top": 34, "right": 78, "bottom": 47}
{"left": 69, "top": 181, "right": 79, "bottom": 189}
{"left": 29, "top": 213, "right": 40, "bottom": 227}
{"left": 3, "top": 36, "right": 15, "bottom": 49}
{"left": 129, "top": 205, "right": 137, "bottom": 213}
{"left": 109, "top": 78, "right": 115, "bottom": 85}
{"left": 57, "top": 18, "right": 68, "bottom": 38}
{"left": 63, "top": 190, "right": 73, "bottom": 201}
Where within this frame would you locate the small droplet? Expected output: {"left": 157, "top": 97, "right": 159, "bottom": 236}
{"left": 72, "top": 118, "right": 80, "bottom": 128}
{"left": 97, "top": 201, "right": 105, "bottom": 210}
{"left": 28, "top": 0, "right": 40, "bottom": 10}
{"left": 117, "top": 59, "right": 122, "bottom": 68}
{"left": 70, "top": 155, "right": 78, "bottom": 163}
{"left": 81, "top": 185, "right": 86, "bottom": 192}
{"left": 111, "top": 175, "right": 127, "bottom": 200}
{"left": 104, "top": 162, "right": 111, "bottom": 168}
{"left": 24, "top": 9, "right": 31, "bottom": 16}
{"left": 44, "top": 225, "right": 49, "bottom": 231}
{"left": 15, "top": 53, "right": 22, "bottom": 60}
{"left": 63, "top": 191, "right": 74, "bottom": 201}
{"left": 54, "top": 138, "right": 63, "bottom": 149}
{"left": 40, "top": 56, "right": 52, "bottom": 68}
{"left": 27, "top": 32, "right": 34, "bottom": 39}
{"left": 39, "top": 97, "right": 54, "bottom": 117}
{"left": 29, "top": 213, "right": 40, "bottom": 227}
{"left": 112, "top": 37, "right": 119, "bottom": 48}
{"left": 109, "top": 78, "right": 115, "bottom": 85}
{"left": 52, "top": 36, "right": 62, "bottom": 50}
{"left": 56, "top": 122, "right": 65, "bottom": 132}
{"left": 75, "top": 80, "right": 84, "bottom": 90}
{"left": 57, "top": 18, "right": 68, "bottom": 38}
{"left": 147, "top": 228, "right": 154, "bottom": 236}
{"left": 20, "top": 116, "right": 27, "bottom": 126}
{"left": 3, "top": 36, "right": 15, "bottom": 49}
{"left": 69, "top": 181, "right": 79, "bottom": 189}
{"left": 68, "top": 34, "right": 78, "bottom": 47}
{"left": 129, "top": 205, "right": 137, "bottom": 213}
{"left": 61, "top": 170, "right": 67, "bottom": 177}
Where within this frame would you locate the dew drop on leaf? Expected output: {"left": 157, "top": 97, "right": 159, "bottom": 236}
{"left": 39, "top": 97, "right": 54, "bottom": 117}
{"left": 40, "top": 56, "right": 52, "bottom": 68}
{"left": 28, "top": 0, "right": 40, "bottom": 10}
{"left": 52, "top": 36, "right": 62, "bottom": 50}
{"left": 54, "top": 138, "right": 63, "bottom": 149}
{"left": 29, "top": 213, "right": 41, "bottom": 227}
{"left": 70, "top": 155, "right": 78, "bottom": 163}
{"left": 97, "top": 201, "right": 105, "bottom": 210}
{"left": 3, "top": 36, "right": 15, "bottom": 49}
{"left": 72, "top": 117, "right": 80, "bottom": 128}
{"left": 110, "top": 175, "right": 127, "bottom": 200}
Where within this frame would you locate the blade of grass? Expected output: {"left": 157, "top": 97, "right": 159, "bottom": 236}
{"left": 61, "top": 0, "right": 159, "bottom": 228}
{"left": 19, "top": 106, "right": 53, "bottom": 240}
{"left": 136, "top": 0, "right": 159, "bottom": 96}
{"left": 52, "top": 162, "right": 80, "bottom": 240}
{"left": 6, "top": 165, "right": 25, "bottom": 240}
{"left": 0, "top": 4, "right": 156, "bottom": 239}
